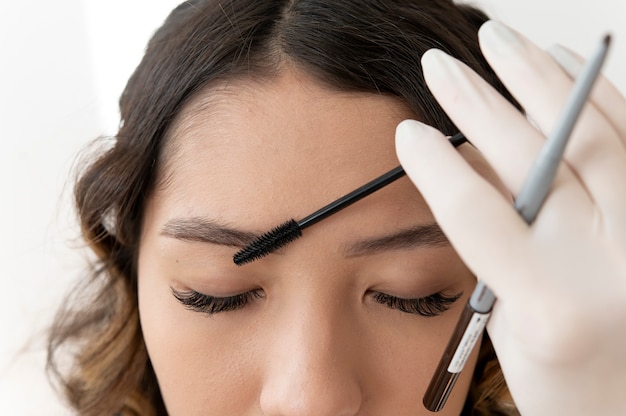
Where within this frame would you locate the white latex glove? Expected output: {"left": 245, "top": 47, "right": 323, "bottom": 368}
{"left": 396, "top": 20, "right": 626, "bottom": 416}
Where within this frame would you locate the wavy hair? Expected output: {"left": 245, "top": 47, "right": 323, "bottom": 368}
{"left": 48, "top": 1, "right": 521, "bottom": 414}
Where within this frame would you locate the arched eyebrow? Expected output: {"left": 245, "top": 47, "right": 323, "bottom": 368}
{"left": 161, "top": 217, "right": 449, "bottom": 256}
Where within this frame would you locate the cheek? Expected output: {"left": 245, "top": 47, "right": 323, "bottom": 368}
{"left": 137, "top": 263, "right": 262, "bottom": 414}
{"left": 359, "top": 289, "right": 478, "bottom": 412}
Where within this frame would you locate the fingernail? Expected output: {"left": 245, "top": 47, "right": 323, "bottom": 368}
{"left": 547, "top": 44, "right": 583, "bottom": 77}
{"left": 479, "top": 20, "right": 523, "bottom": 55}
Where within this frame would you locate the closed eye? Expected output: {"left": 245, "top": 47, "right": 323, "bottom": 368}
{"left": 171, "top": 287, "right": 264, "bottom": 315}
{"left": 171, "top": 287, "right": 462, "bottom": 317}
{"left": 370, "top": 291, "right": 462, "bottom": 317}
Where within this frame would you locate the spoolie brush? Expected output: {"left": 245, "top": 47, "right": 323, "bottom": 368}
{"left": 233, "top": 132, "right": 467, "bottom": 265}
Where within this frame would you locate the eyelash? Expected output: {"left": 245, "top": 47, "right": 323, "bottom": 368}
{"left": 172, "top": 288, "right": 462, "bottom": 317}
{"left": 370, "top": 291, "right": 462, "bottom": 317}
{"left": 172, "top": 288, "right": 265, "bottom": 315}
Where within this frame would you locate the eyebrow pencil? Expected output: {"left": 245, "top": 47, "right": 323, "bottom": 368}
{"left": 233, "top": 133, "right": 468, "bottom": 265}
{"left": 423, "top": 34, "right": 612, "bottom": 412}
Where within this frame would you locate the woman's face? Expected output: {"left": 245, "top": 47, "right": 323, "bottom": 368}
{"left": 138, "top": 69, "right": 486, "bottom": 414}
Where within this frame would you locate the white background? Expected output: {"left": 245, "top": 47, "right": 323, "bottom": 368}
{"left": 1, "top": 1, "right": 624, "bottom": 413}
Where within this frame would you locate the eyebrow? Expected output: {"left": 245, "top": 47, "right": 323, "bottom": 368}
{"left": 161, "top": 217, "right": 449, "bottom": 256}
{"left": 161, "top": 217, "right": 259, "bottom": 248}
{"left": 342, "top": 223, "right": 450, "bottom": 257}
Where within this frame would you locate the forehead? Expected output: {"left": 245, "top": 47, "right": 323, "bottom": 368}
{"left": 154, "top": 69, "right": 426, "bottom": 229}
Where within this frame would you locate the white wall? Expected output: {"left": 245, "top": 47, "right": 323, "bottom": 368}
{"left": 0, "top": 1, "right": 181, "bottom": 414}
{"left": 0, "top": 1, "right": 98, "bottom": 414}
{"left": 0, "top": 0, "right": 623, "bottom": 413}
{"left": 471, "top": 0, "right": 625, "bottom": 91}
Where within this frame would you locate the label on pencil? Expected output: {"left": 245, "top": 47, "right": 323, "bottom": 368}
{"left": 447, "top": 312, "right": 490, "bottom": 373}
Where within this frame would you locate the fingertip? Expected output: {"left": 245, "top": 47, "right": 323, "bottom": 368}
{"left": 420, "top": 48, "right": 442, "bottom": 67}
{"left": 395, "top": 119, "right": 442, "bottom": 164}
{"left": 396, "top": 119, "right": 423, "bottom": 165}
{"left": 395, "top": 119, "right": 426, "bottom": 142}
{"left": 420, "top": 48, "right": 461, "bottom": 87}
{"left": 478, "top": 20, "right": 524, "bottom": 57}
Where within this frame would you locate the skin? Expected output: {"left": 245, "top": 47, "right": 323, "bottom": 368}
{"left": 138, "top": 67, "right": 500, "bottom": 415}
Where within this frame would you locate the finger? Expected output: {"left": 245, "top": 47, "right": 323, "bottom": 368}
{"left": 478, "top": 22, "right": 626, "bottom": 226}
{"left": 420, "top": 48, "right": 590, "bottom": 211}
{"left": 547, "top": 43, "right": 626, "bottom": 144}
{"left": 395, "top": 120, "right": 536, "bottom": 297}
{"left": 547, "top": 44, "right": 626, "bottom": 244}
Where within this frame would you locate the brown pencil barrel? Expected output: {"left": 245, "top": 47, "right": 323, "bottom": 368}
{"left": 423, "top": 303, "right": 475, "bottom": 412}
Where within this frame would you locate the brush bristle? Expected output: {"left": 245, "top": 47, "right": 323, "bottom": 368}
{"left": 233, "top": 219, "right": 302, "bottom": 265}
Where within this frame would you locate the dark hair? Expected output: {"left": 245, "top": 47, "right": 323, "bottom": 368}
{"left": 48, "top": 1, "right": 520, "bottom": 414}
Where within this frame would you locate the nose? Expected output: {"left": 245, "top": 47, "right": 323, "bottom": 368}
{"left": 259, "top": 297, "right": 363, "bottom": 415}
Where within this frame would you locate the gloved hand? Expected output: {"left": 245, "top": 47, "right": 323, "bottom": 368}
{"left": 396, "top": 20, "right": 626, "bottom": 416}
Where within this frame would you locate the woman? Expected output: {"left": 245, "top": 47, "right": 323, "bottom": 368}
{"left": 47, "top": 0, "right": 626, "bottom": 415}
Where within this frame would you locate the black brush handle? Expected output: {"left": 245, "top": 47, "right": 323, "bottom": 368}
{"left": 298, "top": 132, "right": 466, "bottom": 229}
{"left": 299, "top": 166, "right": 405, "bottom": 228}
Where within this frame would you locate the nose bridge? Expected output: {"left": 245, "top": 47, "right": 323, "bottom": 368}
{"left": 259, "top": 282, "right": 363, "bottom": 415}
